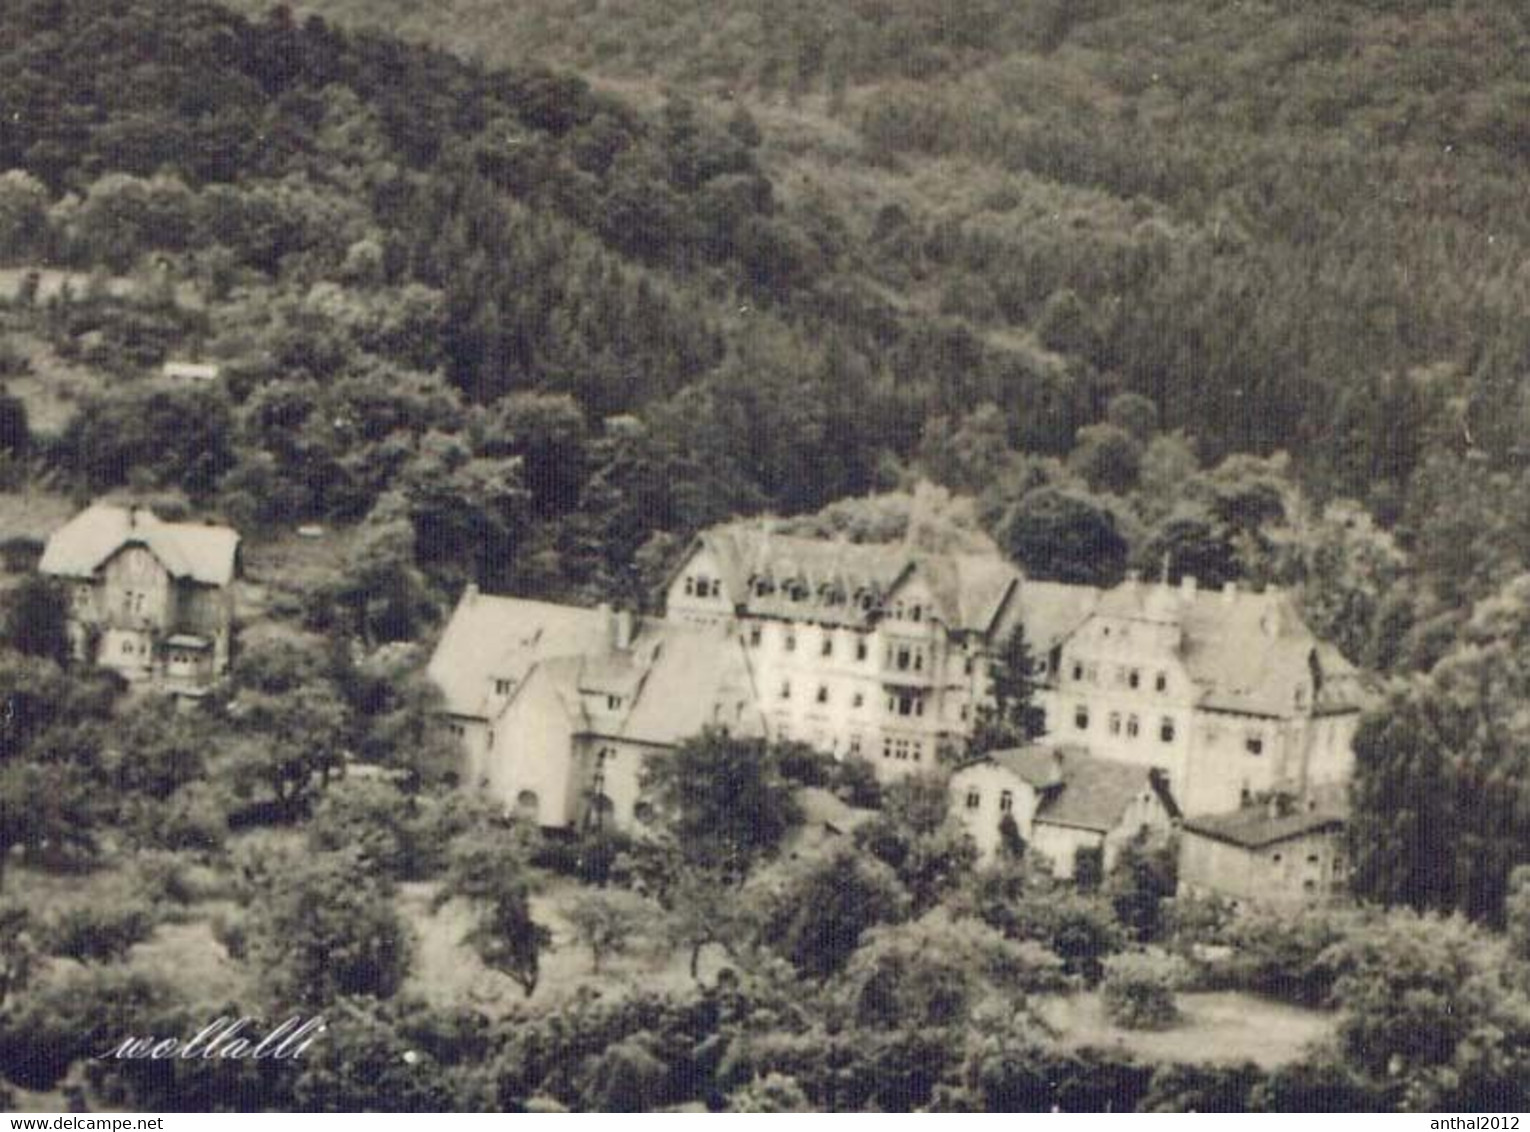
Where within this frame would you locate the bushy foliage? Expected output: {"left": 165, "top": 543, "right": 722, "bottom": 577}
{"left": 244, "top": 849, "right": 414, "bottom": 1008}
{"left": 1100, "top": 952, "right": 1187, "bottom": 1031}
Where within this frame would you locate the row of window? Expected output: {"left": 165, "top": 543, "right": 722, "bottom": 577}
{"left": 1071, "top": 661, "right": 1170, "bottom": 694}
{"left": 1074, "top": 707, "right": 1177, "bottom": 744}
{"left": 964, "top": 788, "right": 1015, "bottom": 813}
{"left": 750, "top": 624, "right": 875, "bottom": 662}
{"left": 775, "top": 681, "right": 934, "bottom": 720}
{"left": 683, "top": 575, "right": 724, "bottom": 599}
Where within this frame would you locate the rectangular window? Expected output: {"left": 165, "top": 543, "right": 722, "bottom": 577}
{"left": 1075, "top": 707, "right": 1089, "bottom": 731}
{"left": 1129, "top": 669, "right": 1141, "bottom": 689}
{"left": 816, "top": 685, "right": 829, "bottom": 704}
{"left": 911, "top": 605, "right": 922, "bottom": 622}
{"left": 965, "top": 789, "right": 981, "bottom": 810}
{"left": 1160, "top": 716, "right": 1176, "bottom": 743}
{"left": 999, "top": 790, "right": 1014, "bottom": 814}
{"left": 1109, "top": 712, "right": 1122, "bottom": 736}
{"left": 711, "top": 579, "right": 723, "bottom": 598}
{"left": 780, "top": 681, "right": 792, "bottom": 700}
{"left": 1126, "top": 714, "right": 1140, "bottom": 739}
{"left": 1246, "top": 736, "right": 1264, "bottom": 756}
{"left": 607, "top": 695, "right": 623, "bottom": 710}
{"left": 856, "top": 639, "right": 868, "bottom": 662}
{"left": 853, "top": 692, "right": 865, "bottom": 709}
{"left": 913, "top": 651, "right": 924, "bottom": 672}
{"left": 964, "top": 656, "right": 975, "bottom": 676}
{"left": 912, "top": 742, "right": 923, "bottom": 763}
{"left": 849, "top": 734, "right": 862, "bottom": 755}
{"left": 785, "top": 633, "right": 796, "bottom": 652}
{"left": 821, "top": 635, "right": 833, "bottom": 658}
{"left": 959, "top": 704, "right": 969, "bottom": 722}
{"left": 749, "top": 625, "right": 762, "bottom": 647}
{"left": 684, "top": 577, "right": 695, "bottom": 596}
{"left": 896, "top": 646, "right": 911, "bottom": 671}
{"left": 1072, "top": 662, "right": 1084, "bottom": 682}
{"left": 495, "top": 679, "right": 512, "bottom": 696}
{"left": 1156, "top": 671, "right": 1168, "bottom": 693}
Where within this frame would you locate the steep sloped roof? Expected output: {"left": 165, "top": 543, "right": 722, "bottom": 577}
{"left": 426, "top": 590, "right": 611, "bottom": 718}
{"left": 1182, "top": 800, "right": 1346, "bottom": 849}
{"left": 682, "top": 523, "right": 1023, "bottom": 633}
{"left": 617, "top": 621, "right": 766, "bottom": 745}
{"left": 996, "top": 579, "right": 1100, "bottom": 654}
{"left": 39, "top": 503, "right": 239, "bottom": 587}
{"left": 1082, "top": 579, "right": 1369, "bottom": 717}
{"left": 956, "top": 744, "right": 1178, "bottom": 834}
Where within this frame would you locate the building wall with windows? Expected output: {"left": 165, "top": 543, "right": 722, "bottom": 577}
{"left": 41, "top": 504, "right": 240, "bottom": 694}
{"left": 1178, "top": 810, "right": 1348, "bottom": 907}
{"left": 1035, "top": 576, "right": 1370, "bottom": 816}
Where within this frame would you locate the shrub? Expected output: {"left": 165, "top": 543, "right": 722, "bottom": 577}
{"left": 42, "top": 899, "right": 158, "bottom": 963}
{"left": 1101, "top": 952, "right": 1187, "bottom": 1031}
{"left": 306, "top": 777, "right": 418, "bottom": 879}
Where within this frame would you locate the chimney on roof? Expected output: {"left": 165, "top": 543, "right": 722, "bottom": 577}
{"left": 1222, "top": 580, "right": 1238, "bottom": 604}
{"left": 1180, "top": 574, "right": 1197, "bottom": 597}
{"left": 464, "top": 582, "right": 480, "bottom": 603}
{"left": 128, "top": 504, "right": 142, "bottom": 529}
{"left": 615, "top": 608, "right": 635, "bottom": 651}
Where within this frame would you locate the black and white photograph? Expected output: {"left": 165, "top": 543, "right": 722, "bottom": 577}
{"left": 0, "top": 0, "right": 1526, "bottom": 1116}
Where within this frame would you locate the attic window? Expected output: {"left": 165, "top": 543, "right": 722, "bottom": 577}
{"left": 999, "top": 790, "right": 1014, "bottom": 814}
{"left": 607, "top": 695, "right": 623, "bottom": 711}
{"left": 710, "top": 579, "right": 722, "bottom": 598}
{"left": 965, "top": 790, "right": 981, "bottom": 810}
{"left": 495, "top": 679, "right": 513, "bottom": 696}
{"left": 1246, "top": 736, "right": 1264, "bottom": 756}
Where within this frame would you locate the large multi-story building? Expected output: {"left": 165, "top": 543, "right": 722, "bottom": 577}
{"left": 39, "top": 503, "right": 240, "bottom": 694}
{"left": 1033, "top": 574, "right": 1368, "bottom": 815}
{"left": 662, "top": 524, "right": 1042, "bottom": 773}
{"left": 429, "top": 520, "right": 1370, "bottom": 832}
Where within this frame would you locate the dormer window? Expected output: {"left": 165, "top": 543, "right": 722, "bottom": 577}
{"left": 607, "top": 695, "right": 623, "bottom": 711}
{"left": 495, "top": 679, "right": 513, "bottom": 696}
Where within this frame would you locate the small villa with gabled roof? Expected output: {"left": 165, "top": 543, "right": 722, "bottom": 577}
{"left": 39, "top": 502, "right": 240, "bottom": 693}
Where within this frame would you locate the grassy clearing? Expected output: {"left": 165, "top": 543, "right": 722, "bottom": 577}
{"left": 1037, "top": 989, "right": 1335, "bottom": 1069}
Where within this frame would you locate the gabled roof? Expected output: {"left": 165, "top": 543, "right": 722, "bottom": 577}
{"left": 674, "top": 522, "right": 1023, "bottom": 634}
{"left": 426, "top": 590, "right": 611, "bottom": 718}
{"left": 1182, "top": 799, "right": 1346, "bottom": 850}
{"left": 996, "top": 579, "right": 1100, "bottom": 655}
{"left": 39, "top": 504, "right": 239, "bottom": 587}
{"left": 1075, "top": 579, "right": 1370, "bottom": 718}
{"left": 499, "top": 618, "right": 767, "bottom": 748}
{"left": 954, "top": 745, "right": 1179, "bottom": 834}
